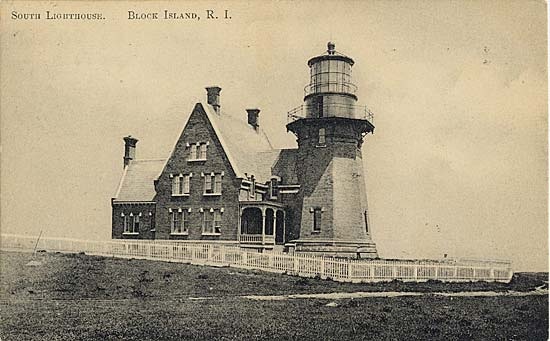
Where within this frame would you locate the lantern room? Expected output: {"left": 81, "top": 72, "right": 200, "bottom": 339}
{"left": 303, "top": 42, "right": 359, "bottom": 119}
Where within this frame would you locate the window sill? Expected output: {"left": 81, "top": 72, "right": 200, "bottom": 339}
{"left": 203, "top": 193, "right": 222, "bottom": 196}
{"left": 311, "top": 230, "right": 321, "bottom": 234}
{"left": 187, "top": 158, "right": 207, "bottom": 162}
{"left": 171, "top": 194, "right": 190, "bottom": 197}
{"left": 170, "top": 232, "right": 189, "bottom": 236}
{"left": 123, "top": 232, "right": 139, "bottom": 235}
{"left": 202, "top": 232, "right": 221, "bottom": 236}
{"left": 315, "top": 144, "right": 327, "bottom": 148}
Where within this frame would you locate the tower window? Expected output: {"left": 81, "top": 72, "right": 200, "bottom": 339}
{"left": 364, "top": 210, "right": 369, "bottom": 233}
{"left": 318, "top": 128, "right": 326, "bottom": 145}
{"left": 312, "top": 208, "right": 322, "bottom": 232}
{"left": 316, "top": 97, "right": 324, "bottom": 117}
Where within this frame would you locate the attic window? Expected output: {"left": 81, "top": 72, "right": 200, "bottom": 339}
{"left": 188, "top": 142, "right": 209, "bottom": 161}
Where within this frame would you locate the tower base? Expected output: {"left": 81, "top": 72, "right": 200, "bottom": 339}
{"left": 288, "top": 239, "right": 378, "bottom": 258}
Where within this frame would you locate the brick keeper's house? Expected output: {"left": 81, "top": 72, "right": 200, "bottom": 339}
{"left": 112, "top": 43, "right": 379, "bottom": 257}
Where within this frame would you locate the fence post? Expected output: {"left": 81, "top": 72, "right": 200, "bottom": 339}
{"left": 320, "top": 258, "right": 325, "bottom": 278}
{"left": 293, "top": 255, "right": 299, "bottom": 275}
{"left": 347, "top": 261, "right": 353, "bottom": 280}
{"left": 414, "top": 264, "right": 418, "bottom": 281}
{"left": 207, "top": 245, "right": 213, "bottom": 262}
{"left": 242, "top": 250, "right": 247, "bottom": 266}
{"left": 168, "top": 244, "right": 174, "bottom": 260}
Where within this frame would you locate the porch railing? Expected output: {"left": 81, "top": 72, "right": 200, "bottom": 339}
{"left": 238, "top": 234, "right": 275, "bottom": 244}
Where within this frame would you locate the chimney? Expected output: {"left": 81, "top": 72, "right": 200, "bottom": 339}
{"left": 205, "top": 86, "right": 221, "bottom": 114}
{"left": 246, "top": 108, "right": 260, "bottom": 130}
{"left": 123, "top": 135, "right": 138, "bottom": 168}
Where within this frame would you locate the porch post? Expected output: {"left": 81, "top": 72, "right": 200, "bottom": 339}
{"left": 272, "top": 212, "right": 277, "bottom": 237}
{"left": 237, "top": 206, "right": 242, "bottom": 243}
{"left": 282, "top": 211, "right": 286, "bottom": 244}
{"left": 261, "top": 208, "right": 266, "bottom": 245}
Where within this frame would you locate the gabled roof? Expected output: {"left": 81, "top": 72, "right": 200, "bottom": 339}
{"left": 200, "top": 103, "right": 275, "bottom": 181}
{"left": 113, "top": 101, "right": 300, "bottom": 204}
{"left": 113, "top": 159, "right": 165, "bottom": 202}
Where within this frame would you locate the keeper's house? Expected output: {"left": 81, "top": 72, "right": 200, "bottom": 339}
{"left": 112, "top": 43, "right": 379, "bottom": 257}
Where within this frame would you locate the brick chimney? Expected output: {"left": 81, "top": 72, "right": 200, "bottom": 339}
{"left": 205, "top": 86, "right": 221, "bottom": 114}
{"left": 123, "top": 135, "right": 138, "bottom": 168}
{"left": 246, "top": 109, "right": 260, "bottom": 130}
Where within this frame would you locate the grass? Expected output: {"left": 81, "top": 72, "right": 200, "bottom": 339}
{"left": 1, "top": 250, "right": 548, "bottom": 340}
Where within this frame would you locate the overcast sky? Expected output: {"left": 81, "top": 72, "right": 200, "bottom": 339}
{"left": 1, "top": 0, "right": 547, "bottom": 271}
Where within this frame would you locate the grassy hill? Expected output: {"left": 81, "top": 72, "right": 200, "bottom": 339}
{"left": 1, "top": 250, "right": 547, "bottom": 340}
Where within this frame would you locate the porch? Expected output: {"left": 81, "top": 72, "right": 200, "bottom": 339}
{"left": 238, "top": 202, "right": 285, "bottom": 248}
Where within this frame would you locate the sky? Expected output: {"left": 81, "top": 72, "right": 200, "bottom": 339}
{"left": 1, "top": 0, "right": 547, "bottom": 271}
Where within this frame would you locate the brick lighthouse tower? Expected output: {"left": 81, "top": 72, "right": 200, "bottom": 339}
{"left": 287, "top": 42, "right": 378, "bottom": 258}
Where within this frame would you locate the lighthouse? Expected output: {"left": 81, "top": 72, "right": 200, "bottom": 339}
{"left": 286, "top": 42, "right": 378, "bottom": 257}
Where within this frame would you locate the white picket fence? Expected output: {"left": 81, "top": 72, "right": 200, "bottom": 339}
{"left": 0, "top": 233, "right": 513, "bottom": 283}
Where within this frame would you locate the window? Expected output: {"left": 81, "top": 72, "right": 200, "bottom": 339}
{"left": 316, "top": 97, "right": 324, "bottom": 117}
{"left": 202, "top": 208, "right": 222, "bottom": 234}
{"left": 170, "top": 209, "right": 188, "bottom": 234}
{"left": 200, "top": 143, "right": 207, "bottom": 159}
{"left": 172, "top": 174, "right": 191, "bottom": 196}
{"left": 269, "top": 178, "right": 279, "bottom": 199}
{"left": 318, "top": 128, "right": 326, "bottom": 145}
{"left": 188, "top": 142, "right": 208, "bottom": 161}
{"left": 364, "top": 210, "right": 369, "bottom": 233}
{"left": 312, "top": 208, "right": 322, "bottom": 232}
{"left": 189, "top": 144, "right": 197, "bottom": 160}
{"left": 204, "top": 172, "right": 223, "bottom": 195}
{"left": 123, "top": 213, "right": 140, "bottom": 234}
{"left": 249, "top": 179, "right": 255, "bottom": 199}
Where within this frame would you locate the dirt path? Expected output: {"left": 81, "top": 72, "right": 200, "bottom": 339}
{"left": 243, "top": 286, "right": 549, "bottom": 301}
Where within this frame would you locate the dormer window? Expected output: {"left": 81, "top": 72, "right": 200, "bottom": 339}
{"left": 203, "top": 172, "right": 223, "bottom": 195}
{"left": 188, "top": 142, "right": 209, "bottom": 161}
{"left": 269, "top": 178, "right": 279, "bottom": 199}
{"left": 249, "top": 177, "right": 256, "bottom": 199}
{"left": 171, "top": 173, "right": 192, "bottom": 196}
